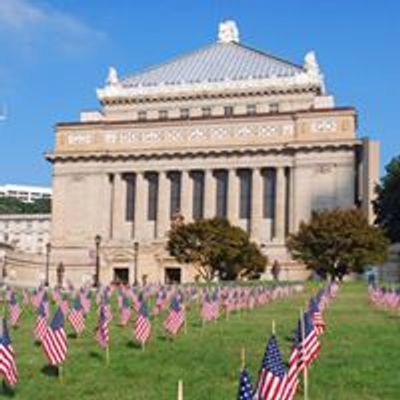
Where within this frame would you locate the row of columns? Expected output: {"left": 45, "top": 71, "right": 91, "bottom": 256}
{"left": 111, "top": 167, "right": 288, "bottom": 243}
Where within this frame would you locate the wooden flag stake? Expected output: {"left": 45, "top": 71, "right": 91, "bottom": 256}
{"left": 177, "top": 380, "right": 183, "bottom": 400}
{"left": 300, "top": 309, "right": 309, "bottom": 400}
{"left": 58, "top": 365, "right": 64, "bottom": 383}
{"left": 272, "top": 320, "right": 276, "bottom": 335}
{"left": 141, "top": 342, "right": 145, "bottom": 352}
{"left": 240, "top": 347, "right": 245, "bottom": 370}
{"left": 106, "top": 346, "right": 110, "bottom": 365}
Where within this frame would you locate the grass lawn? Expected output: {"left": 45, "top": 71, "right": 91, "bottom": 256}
{"left": 3, "top": 283, "right": 400, "bottom": 399}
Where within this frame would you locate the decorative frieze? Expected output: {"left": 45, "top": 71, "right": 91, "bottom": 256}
{"left": 67, "top": 122, "right": 295, "bottom": 149}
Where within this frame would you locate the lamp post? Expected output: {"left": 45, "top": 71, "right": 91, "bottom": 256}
{"left": 57, "top": 262, "right": 65, "bottom": 289}
{"left": 133, "top": 241, "right": 139, "bottom": 286}
{"left": 94, "top": 235, "right": 102, "bottom": 288}
{"left": 45, "top": 242, "right": 51, "bottom": 287}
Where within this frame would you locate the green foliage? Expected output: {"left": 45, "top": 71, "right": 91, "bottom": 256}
{"left": 373, "top": 155, "right": 400, "bottom": 242}
{"left": 167, "top": 218, "right": 267, "bottom": 281}
{"left": 0, "top": 197, "right": 51, "bottom": 214}
{"left": 287, "top": 208, "right": 389, "bottom": 279}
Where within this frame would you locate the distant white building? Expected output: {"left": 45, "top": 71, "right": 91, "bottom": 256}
{"left": 0, "top": 184, "right": 52, "bottom": 203}
{"left": 0, "top": 214, "right": 51, "bottom": 254}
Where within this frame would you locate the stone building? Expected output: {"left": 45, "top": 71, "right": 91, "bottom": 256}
{"left": 45, "top": 21, "right": 379, "bottom": 285}
{"left": 0, "top": 214, "right": 50, "bottom": 254}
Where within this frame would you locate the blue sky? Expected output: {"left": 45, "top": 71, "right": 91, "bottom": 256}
{"left": 0, "top": 0, "right": 399, "bottom": 186}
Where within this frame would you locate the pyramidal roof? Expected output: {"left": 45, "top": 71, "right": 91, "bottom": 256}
{"left": 121, "top": 42, "right": 304, "bottom": 89}
{"left": 97, "top": 21, "right": 325, "bottom": 101}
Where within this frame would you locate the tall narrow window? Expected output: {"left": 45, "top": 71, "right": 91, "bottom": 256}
{"left": 202, "top": 107, "right": 211, "bottom": 118}
{"left": 224, "top": 106, "right": 234, "bottom": 117}
{"left": 269, "top": 103, "right": 279, "bottom": 114}
{"left": 180, "top": 108, "right": 189, "bottom": 119}
{"left": 247, "top": 104, "right": 257, "bottom": 115}
{"left": 263, "top": 168, "right": 276, "bottom": 219}
{"left": 215, "top": 170, "right": 228, "bottom": 218}
{"left": 146, "top": 172, "right": 158, "bottom": 221}
{"left": 239, "top": 169, "right": 252, "bottom": 219}
{"left": 124, "top": 173, "right": 136, "bottom": 222}
{"left": 138, "top": 111, "right": 147, "bottom": 121}
{"left": 191, "top": 171, "right": 204, "bottom": 220}
{"left": 159, "top": 110, "right": 168, "bottom": 120}
{"left": 169, "top": 172, "right": 181, "bottom": 218}
{"left": 285, "top": 168, "right": 290, "bottom": 236}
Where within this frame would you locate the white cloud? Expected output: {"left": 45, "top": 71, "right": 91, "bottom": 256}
{"left": 0, "top": 0, "right": 106, "bottom": 53}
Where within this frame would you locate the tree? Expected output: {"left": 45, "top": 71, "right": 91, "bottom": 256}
{"left": 287, "top": 208, "right": 389, "bottom": 280}
{"left": 167, "top": 218, "right": 267, "bottom": 281}
{"left": 0, "top": 197, "right": 51, "bottom": 214}
{"left": 374, "top": 156, "right": 400, "bottom": 242}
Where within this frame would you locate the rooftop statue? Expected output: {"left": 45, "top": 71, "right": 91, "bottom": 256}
{"left": 304, "top": 51, "right": 320, "bottom": 76}
{"left": 218, "top": 20, "right": 240, "bottom": 44}
{"left": 106, "top": 66, "right": 119, "bottom": 86}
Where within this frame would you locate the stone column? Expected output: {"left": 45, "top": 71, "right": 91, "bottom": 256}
{"left": 181, "top": 170, "right": 193, "bottom": 223}
{"left": 134, "top": 171, "right": 147, "bottom": 240}
{"left": 227, "top": 168, "right": 239, "bottom": 226}
{"left": 274, "top": 166, "right": 286, "bottom": 242}
{"left": 113, "top": 173, "right": 125, "bottom": 241}
{"left": 251, "top": 168, "right": 263, "bottom": 241}
{"left": 157, "top": 171, "right": 170, "bottom": 239}
{"left": 204, "top": 169, "right": 216, "bottom": 219}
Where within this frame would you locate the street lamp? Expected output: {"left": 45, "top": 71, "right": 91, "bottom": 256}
{"left": 133, "top": 241, "right": 139, "bottom": 286}
{"left": 45, "top": 242, "right": 51, "bottom": 287}
{"left": 57, "top": 262, "right": 65, "bottom": 288}
{"left": 94, "top": 234, "right": 102, "bottom": 288}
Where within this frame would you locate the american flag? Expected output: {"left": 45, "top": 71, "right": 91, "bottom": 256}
{"left": 280, "top": 346, "right": 300, "bottom": 400}
{"left": 68, "top": 297, "right": 85, "bottom": 334}
{"left": 0, "top": 319, "right": 18, "bottom": 386}
{"left": 34, "top": 302, "right": 48, "bottom": 343}
{"left": 237, "top": 368, "right": 254, "bottom": 400}
{"left": 9, "top": 292, "right": 21, "bottom": 327}
{"left": 297, "top": 312, "right": 320, "bottom": 370}
{"left": 42, "top": 308, "right": 68, "bottom": 366}
{"left": 201, "top": 292, "right": 216, "bottom": 322}
{"left": 309, "top": 298, "right": 325, "bottom": 336}
{"left": 95, "top": 305, "right": 109, "bottom": 349}
{"left": 80, "top": 290, "right": 91, "bottom": 315}
{"left": 256, "top": 335, "right": 288, "bottom": 400}
{"left": 153, "top": 289, "right": 167, "bottom": 315}
{"left": 163, "top": 296, "right": 185, "bottom": 336}
{"left": 59, "top": 296, "right": 70, "bottom": 316}
{"left": 134, "top": 299, "right": 151, "bottom": 345}
{"left": 120, "top": 296, "right": 132, "bottom": 327}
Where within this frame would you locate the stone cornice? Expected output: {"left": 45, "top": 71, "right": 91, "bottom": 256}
{"left": 45, "top": 139, "right": 361, "bottom": 163}
{"left": 56, "top": 106, "right": 355, "bottom": 129}
{"left": 96, "top": 70, "right": 324, "bottom": 105}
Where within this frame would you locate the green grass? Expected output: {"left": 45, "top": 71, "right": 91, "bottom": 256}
{"left": 3, "top": 283, "right": 400, "bottom": 399}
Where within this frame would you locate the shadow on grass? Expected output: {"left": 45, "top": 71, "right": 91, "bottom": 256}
{"left": 67, "top": 333, "right": 78, "bottom": 339}
{"left": 0, "top": 381, "right": 15, "bottom": 398}
{"left": 89, "top": 351, "right": 103, "bottom": 361}
{"left": 126, "top": 341, "right": 143, "bottom": 350}
{"left": 41, "top": 365, "right": 59, "bottom": 378}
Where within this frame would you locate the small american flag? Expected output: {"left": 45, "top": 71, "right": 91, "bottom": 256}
{"left": 134, "top": 299, "right": 151, "bottom": 345}
{"left": 95, "top": 305, "right": 109, "bottom": 349}
{"left": 256, "top": 335, "right": 288, "bottom": 400}
{"left": 9, "top": 292, "right": 21, "bottom": 328}
{"left": 163, "top": 297, "right": 185, "bottom": 336}
{"left": 68, "top": 297, "right": 85, "bottom": 334}
{"left": 309, "top": 298, "right": 325, "bottom": 336}
{"left": 120, "top": 296, "right": 132, "bottom": 327}
{"left": 42, "top": 308, "right": 68, "bottom": 366}
{"left": 34, "top": 302, "right": 48, "bottom": 343}
{"left": 0, "top": 319, "right": 18, "bottom": 386}
{"left": 297, "top": 312, "right": 320, "bottom": 370}
{"left": 237, "top": 367, "right": 254, "bottom": 400}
